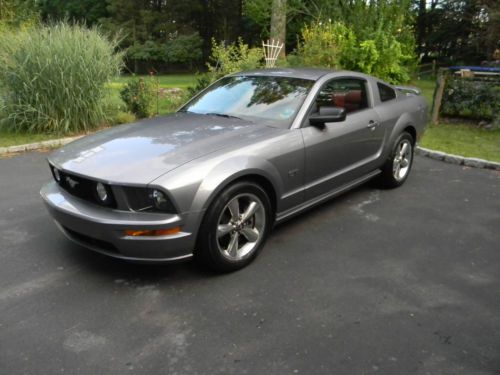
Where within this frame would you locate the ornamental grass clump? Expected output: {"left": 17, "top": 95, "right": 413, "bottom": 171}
{"left": 0, "top": 23, "right": 123, "bottom": 134}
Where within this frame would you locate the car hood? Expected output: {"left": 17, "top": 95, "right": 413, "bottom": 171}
{"left": 49, "top": 113, "right": 279, "bottom": 184}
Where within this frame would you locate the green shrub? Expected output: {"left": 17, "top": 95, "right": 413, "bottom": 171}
{"left": 186, "top": 74, "right": 213, "bottom": 98}
{"left": 295, "top": 21, "right": 356, "bottom": 69}
{"left": 187, "top": 38, "right": 264, "bottom": 97}
{"left": 0, "top": 23, "right": 123, "bottom": 133}
{"left": 441, "top": 77, "right": 500, "bottom": 121}
{"left": 159, "top": 89, "right": 189, "bottom": 114}
{"left": 291, "top": 20, "right": 417, "bottom": 84}
{"left": 120, "top": 77, "right": 156, "bottom": 119}
{"left": 208, "top": 38, "right": 263, "bottom": 76}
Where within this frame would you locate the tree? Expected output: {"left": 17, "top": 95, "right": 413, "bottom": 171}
{"left": 413, "top": 0, "right": 500, "bottom": 63}
{"left": 270, "top": 0, "right": 286, "bottom": 57}
{"left": 37, "top": 0, "right": 108, "bottom": 25}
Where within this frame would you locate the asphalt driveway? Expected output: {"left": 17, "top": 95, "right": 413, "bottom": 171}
{"left": 1, "top": 151, "right": 499, "bottom": 375}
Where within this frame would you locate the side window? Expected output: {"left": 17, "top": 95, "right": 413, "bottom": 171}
{"left": 377, "top": 82, "right": 396, "bottom": 102}
{"left": 315, "top": 78, "right": 369, "bottom": 114}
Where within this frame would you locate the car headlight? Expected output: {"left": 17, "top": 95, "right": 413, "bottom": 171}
{"left": 151, "top": 189, "right": 170, "bottom": 210}
{"left": 53, "top": 167, "right": 61, "bottom": 182}
{"left": 122, "top": 186, "right": 176, "bottom": 213}
{"left": 96, "top": 182, "right": 108, "bottom": 202}
{"left": 93, "top": 181, "right": 114, "bottom": 206}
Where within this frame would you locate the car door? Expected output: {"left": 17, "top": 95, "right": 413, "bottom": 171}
{"left": 301, "top": 77, "right": 385, "bottom": 200}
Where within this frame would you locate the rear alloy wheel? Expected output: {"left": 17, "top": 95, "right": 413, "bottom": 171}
{"left": 380, "top": 132, "right": 414, "bottom": 188}
{"left": 196, "top": 181, "right": 272, "bottom": 272}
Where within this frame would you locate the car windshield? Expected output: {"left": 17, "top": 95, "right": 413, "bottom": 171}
{"left": 180, "top": 75, "right": 314, "bottom": 127}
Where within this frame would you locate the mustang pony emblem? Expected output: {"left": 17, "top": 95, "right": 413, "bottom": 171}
{"left": 65, "top": 176, "right": 79, "bottom": 189}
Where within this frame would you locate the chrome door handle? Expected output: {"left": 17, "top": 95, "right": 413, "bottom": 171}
{"left": 367, "top": 120, "right": 380, "bottom": 130}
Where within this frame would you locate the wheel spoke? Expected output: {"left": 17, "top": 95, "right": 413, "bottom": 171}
{"left": 217, "top": 224, "right": 232, "bottom": 238}
{"left": 227, "top": 232, "right": 239, "bottom": 257}
{"left": 394, "top": 163, "right": 401, "bottom": 178}
{"left": 241, "top": 201, "right": 259, "bottom": 223}
{"left": 393, "top": 160, "right": 400, "bottom": 173}
{"left": 400, "top": 142, "right": 408, "bottom": 156}
{"left": 241, "top": 227, "right": 259, "bottom": 242}
{"left": 401, "top": 158, "right": 409, "bottom": 168}
{"left": 228, "top": 198, "right": 240, "bottom": 221}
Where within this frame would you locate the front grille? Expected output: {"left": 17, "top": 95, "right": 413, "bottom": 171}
{"left": 52, "top": 166, "right": 117, "bottom": 209}
{"left": 63, "top": 226, "right": 119, "bottom": 254}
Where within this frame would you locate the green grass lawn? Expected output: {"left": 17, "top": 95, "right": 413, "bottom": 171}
{"left": 411, "top": 78, "right": 500, "bottom": 162}
{"left": 109, "top": 74, "right": 197, "bottom": 90}
{"left": 420, "top": 123, "right": 500, "bottom": 162}
{"left": 410, "top": 78, "right": 435, "bottom": 106}
{"left": 0, "top": 130, "right": 63, "bottom": 148}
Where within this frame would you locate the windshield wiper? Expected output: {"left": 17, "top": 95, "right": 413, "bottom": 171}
{"left": 205, "top": 112, "right": 242, "bottom": 120}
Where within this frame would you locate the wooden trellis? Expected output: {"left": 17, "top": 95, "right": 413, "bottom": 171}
{"left": 262, "top": 39, "right": 284, "bottom": 68}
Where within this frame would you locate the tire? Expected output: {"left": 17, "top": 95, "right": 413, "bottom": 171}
{"left": 195, "top": 181, "right": 273, "bottom": 272}
{"left": 380, "top": 132, "right": 415, "bottom": 188}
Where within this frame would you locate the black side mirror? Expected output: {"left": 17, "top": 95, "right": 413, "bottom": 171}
{"left": 309, "top": 106, "right": 346, "bottom": 127}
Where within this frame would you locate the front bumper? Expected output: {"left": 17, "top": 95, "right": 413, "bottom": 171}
{"left": 40, "top": 181, "right": 197, "bottom": 263}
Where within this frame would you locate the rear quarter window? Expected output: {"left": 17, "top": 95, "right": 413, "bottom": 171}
{"left": 377, "top": 82, "right": 396, "bottom": 102}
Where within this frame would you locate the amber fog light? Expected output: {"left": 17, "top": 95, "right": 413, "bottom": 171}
{"left": 124, "top": 227, "right": 181, "bottom": 237}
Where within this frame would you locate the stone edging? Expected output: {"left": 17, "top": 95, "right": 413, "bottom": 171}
{"left": 0, "top": 136, "right": 84, "bottom": 156}
{"left": 416, "top": 146, "right": 500, "bottom": 171}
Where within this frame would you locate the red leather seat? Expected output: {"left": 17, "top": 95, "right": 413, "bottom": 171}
{"left": 331, "top": 90, "right": 364, "bottom": 113}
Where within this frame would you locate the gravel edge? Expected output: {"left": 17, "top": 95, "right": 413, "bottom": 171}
{"left": 416, "top": 146, "right": 500, "bottom": 171}
{"left": 1, "top": 136, "right": 499, "bottom": 171}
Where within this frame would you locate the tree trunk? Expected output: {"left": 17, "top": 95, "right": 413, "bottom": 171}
{"left": 416, "top": 0, "right": 426, "bottom": 54}
{"left": 270, "top": 0, "right": 286, "bottom": 58}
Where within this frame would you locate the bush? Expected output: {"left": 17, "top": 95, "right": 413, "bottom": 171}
{"left": 291, "top": 20, "right": 417, "bottom": 84}
{"left": 0, "top": 23, "right": 123, "bottom": 133}
{"left": 187, "top": 38, "right": 264, "bottom": 97}
{"left": 127, "top": 33, "right": 203, "bottom": 69}
{"left": 120, "top": 77, "right": 156, "bottom": 119}
{"left": 295, "top": 21, "right": 356, "bottom": 69}
{"left": 441, "top": 77, "right": 500, "bottom": 121}
{"left": 208, "top": 38, "right": 263, "bottom": 77}
{"left": 186, "top": 73, "right": 213, "bottom": 98}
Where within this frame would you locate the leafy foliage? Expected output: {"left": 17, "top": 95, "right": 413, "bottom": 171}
{"left": 187, "top": 38, "right": 264, "bottom": 97}
{"left": 0, "top": 0, "right": 39, "bottom": 30}
{"left": 37, "top": 0, "right": 108, "bottom": 26}
{"left": 120, "top": 78, "right": 156, "bottom": 119}
{"left": 295, "top": 21, "right": 355, "bottom": 69}
{"left": 207, "top": 38, "right": 263, "bottom": 76}
{"left": 164, "top": 33, "right": 203, "bottom": 66}
{"left": 415, "top": 0, "right": 500, "bottom": 64}
{"left": 292, "top": 17, "right": 416, "bottom": 83}
{"left": 0, "top": 23, "right": 123, "bottom": 133}
{"left": 441, "top": 77, "right": 500, "bottom": 121}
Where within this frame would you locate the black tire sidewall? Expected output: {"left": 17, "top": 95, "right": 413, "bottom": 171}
{"left": 196, "top": 181, "right": 272, "bottom": 272}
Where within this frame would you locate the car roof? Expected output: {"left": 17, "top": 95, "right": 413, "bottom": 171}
{"left": 232, "top": 68, "right": 335, "bottom": 81}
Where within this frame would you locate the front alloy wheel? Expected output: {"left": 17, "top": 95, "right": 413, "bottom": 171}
{"left": 196, "top": 181, "right": 272, "bottom": 272}
{"left": 216, "top": 193, "right": 266, "bottom": 261}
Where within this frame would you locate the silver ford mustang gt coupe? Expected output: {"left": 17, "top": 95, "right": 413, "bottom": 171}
{"left": 41, "top": 68, "right": 427, "bottom": 272}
